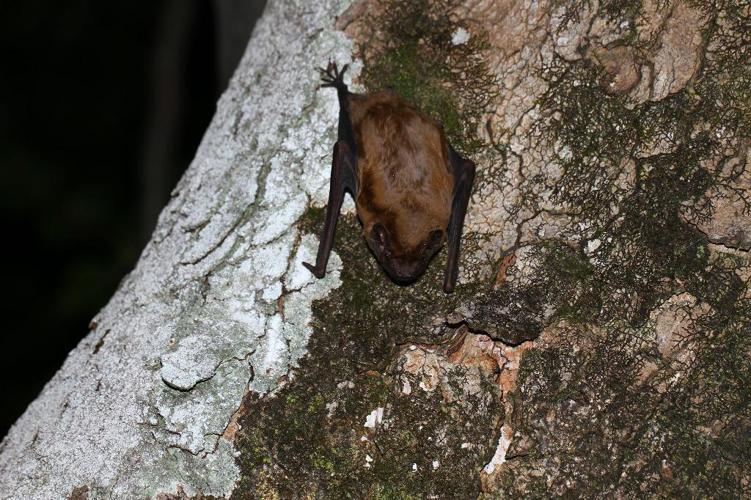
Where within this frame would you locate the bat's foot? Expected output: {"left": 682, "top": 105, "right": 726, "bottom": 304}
{"left": 318, "top": 61, "right": 349, "bottom": 90}
{"left": 303, "top": 261, "right": 326, "bottom": 279}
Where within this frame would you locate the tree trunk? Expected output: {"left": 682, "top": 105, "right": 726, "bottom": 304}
{"left": 2, "top": 0, "right": 749, "bottom": 498}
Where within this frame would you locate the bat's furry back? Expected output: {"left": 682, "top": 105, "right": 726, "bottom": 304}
{"left": 349, "top": 91, "right": 454, "bottom": 274}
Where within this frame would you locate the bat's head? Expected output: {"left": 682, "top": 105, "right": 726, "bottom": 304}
{"left": 365, "top": 220, "right": 445, "bottom": 284}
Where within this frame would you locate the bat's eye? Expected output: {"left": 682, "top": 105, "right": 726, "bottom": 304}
{"left": 429, "top": 229, "right": 443, "bottom": 243}
{"left": 427, "top": 229, "right": 443, "bottom": 248}
{"left": 372, "top": 223, "right": 388, "bottom": 248}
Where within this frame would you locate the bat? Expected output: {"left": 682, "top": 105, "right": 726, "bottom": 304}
{"left": 303, "top": 62, "right": 475, "bottom": 293}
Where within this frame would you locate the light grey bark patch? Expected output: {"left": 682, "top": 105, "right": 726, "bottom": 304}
{"left": 0, "top": 0, "right": 356, "bottom": 497}
{"left": 159, "top": 326, "right": 250, "bottom": 392}
{"left": 155, "top": 351, "right": 254, "bottom": 454}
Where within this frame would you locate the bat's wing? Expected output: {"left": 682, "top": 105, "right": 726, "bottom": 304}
{"left": 443, "top": 144, "right": 476, "bottom": 293}
{"left": 303, "top": 62, "right": 358, "bottom": 278}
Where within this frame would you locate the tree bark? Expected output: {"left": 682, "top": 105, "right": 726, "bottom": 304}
{"left": 1, "top": 0, "right": 749, "bottom": 498}
{"left": 0, "top": 0, "right": 352, "bottom": 497}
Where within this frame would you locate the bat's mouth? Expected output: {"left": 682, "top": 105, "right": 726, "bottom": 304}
{"left": 386, "top": 272, "right": 421, "bottom": 285}
{"left": 381, "top": 261, "right": 426, "bottom": 285}
{"left": 364, "top": 237, "right": 438, "bottom": 286}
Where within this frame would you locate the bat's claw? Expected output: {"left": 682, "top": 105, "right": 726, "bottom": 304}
{"left": 303, "top": 261, "right": 326, "bottom": 279}
{"left": 442, "top": 275, "right": 456, "bottom": 294}
{"left": 318, "top": 60, "right": 349, "bottom": 89}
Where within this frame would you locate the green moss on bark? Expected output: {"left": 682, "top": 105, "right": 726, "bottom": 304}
{"left": 358, "top": 0, "right": 497, "bottom": 156}
{"left": 230, "top": 0, "right": 751, "bottom": 496}
{"left": 232, "top": 212, "right": 502, "bottom": 497}
{"left": 490, "top": 0, "right": 751, "bottom": 496}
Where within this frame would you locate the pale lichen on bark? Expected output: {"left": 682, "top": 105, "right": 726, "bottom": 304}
{"left": 0, "top": 0, "right": 358, "bottom": 498}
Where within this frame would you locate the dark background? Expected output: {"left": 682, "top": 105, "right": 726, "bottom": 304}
{"left": 0, "top": 0, "right": 266, "bottom": 438}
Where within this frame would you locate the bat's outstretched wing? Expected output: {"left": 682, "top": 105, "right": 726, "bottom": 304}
{"left": 303, "top": 62, "right": 358, "bottom": 278}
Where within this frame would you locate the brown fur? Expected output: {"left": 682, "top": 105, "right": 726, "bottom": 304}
{"left": 304, "top": 62, "right": 475, "bottom": 291}
{"left": 349, "top": 91, "right": 454, "bottom": 256}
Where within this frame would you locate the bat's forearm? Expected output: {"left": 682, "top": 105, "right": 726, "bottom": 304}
{"left": 444, "top": 159, "right": 475, "bottom": 293}
{"left": 303, "top": 141, "right": 348, "bottom": 278}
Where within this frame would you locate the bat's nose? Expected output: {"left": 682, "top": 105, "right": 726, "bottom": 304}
{"left": 386, "top": 259, "right": 424, "bottom": 284}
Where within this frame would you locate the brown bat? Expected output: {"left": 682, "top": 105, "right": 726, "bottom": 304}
{"left": 303, "top": 62, "right": 475, "bottom": 293}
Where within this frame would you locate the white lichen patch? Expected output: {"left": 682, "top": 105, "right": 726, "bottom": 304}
{"left": 155, "top": 356, "right": 254, "bottom": 454}
{"left": 364, "top": 407, "right": 385, "bottom": 429}
{"left": 160, "top": 332, "right": 231, "bottom": 391}
{"left": 483, "top": 425, "right": 513, "bottom": 474}
{"left": 585, "top": 238, "right": 602, "bottom": 255}
{"left": 451, "top": 27, "right": 471, "bottom": 45}
{"left": 0, "top": 0, "right": 357, "bottom": 497}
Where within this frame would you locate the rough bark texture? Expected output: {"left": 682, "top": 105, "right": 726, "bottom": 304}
{"left": 2, "top": 0, "right": 750, "bottom": 498}
{"left": 0, "top": 0, "right": 353, "bottom": 497}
